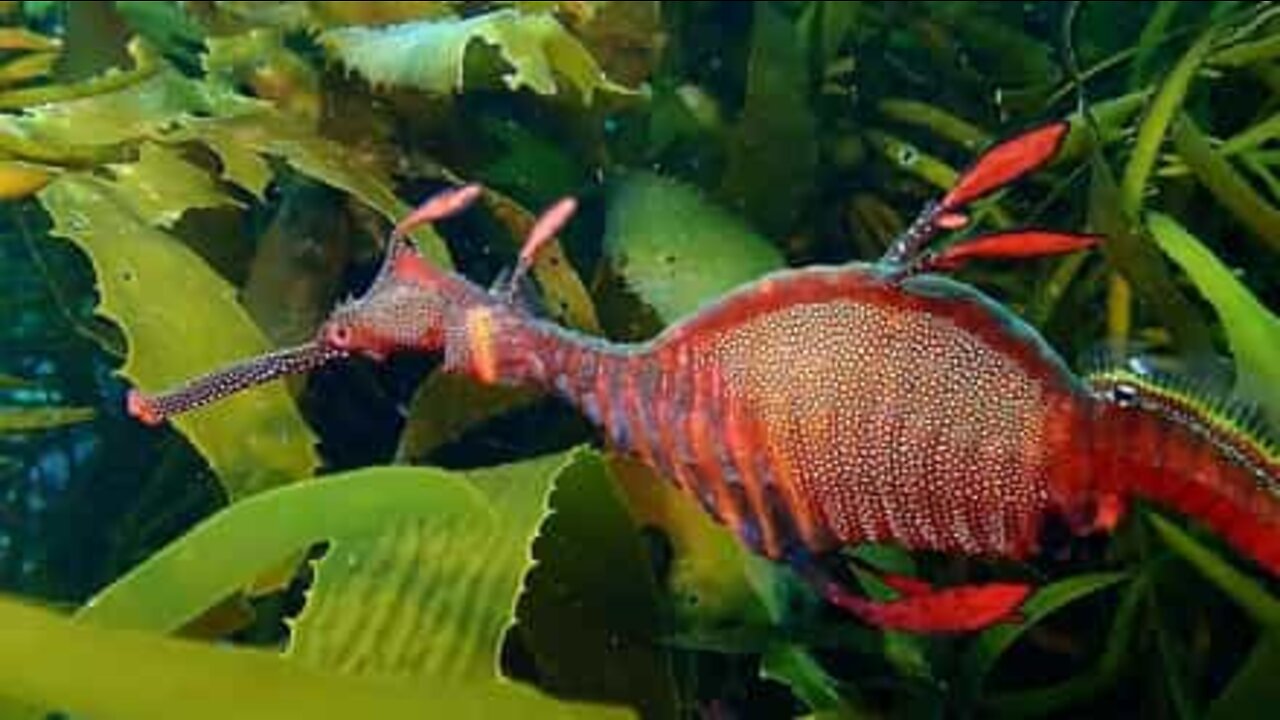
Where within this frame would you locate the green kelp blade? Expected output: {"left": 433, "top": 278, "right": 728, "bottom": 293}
{"left": 0, "top": 594, "right": 623, "bottom": 720}
{"left": 319, "top": 8, "right": 634, "bottom": 103}
{"left": 514, "top": 450, "right": 677, "bottom": 717}
{"left": 285, "top": 450, "right": 572, "bottom": 682}
{"left": 38, "top": 174, "right": 319, "bottom": 499}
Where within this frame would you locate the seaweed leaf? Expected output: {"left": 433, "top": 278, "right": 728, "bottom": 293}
{"left": 720, "top": 1, "right": 817, "bottom": 237}
{"left": 1146, "top": 211, "right": 1280, "bottom": 419}
{"left": 284, "top": 450, "right": 576, "bottom": 682}
{"left": 603, "top": 171, "right": 785, "bottom": 323}
{"left": 106, "top": 142, "right": 240, "bottom": 228}
{"left": 0, "top": 406, "right": 94, "bottom": 432}
{"left": 1147, "top": 513, "right": 1280, "bottom": 628}
{"left": 38, "top": 173, "right": 319, "bottom": 499}
{"left": 0, "top": 594, "right": 620, "bottom": 720}
{"left": 957, "top": 572, "right": 1129, "bottom": 705}
{"left": 320, "top": 8, "right": 634, "bottom": 103}
{"left": 170, "top": 113, "right": 453, "bottom": 267}
{"left": 514, "top": 449, "right": 677, "bottom": 717}
{"left": 1171, "top": 114, "right": 1280, "bottom": 254}
{"left": 1207, "top": 633, "right": 1280, "bottom": 720}
{"left": 78, "top": 466, "right": 486, "bottom": 633}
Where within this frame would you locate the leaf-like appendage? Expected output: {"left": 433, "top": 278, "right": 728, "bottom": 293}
{"left": 320, "top": 9, "right": 634, "bottom": 103}
{"left": 285, "top": 450, "right": 577, "bottom": 682}
{"left": 38, "top": 174, "right": 319, "bottom": 499}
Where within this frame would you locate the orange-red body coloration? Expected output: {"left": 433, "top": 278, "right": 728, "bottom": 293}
{"left": 125, "top": 122, "right": 1280, "bottom": 634}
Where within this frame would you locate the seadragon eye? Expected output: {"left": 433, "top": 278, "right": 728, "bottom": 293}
{"left": 325, "top": 323, "right": 354, "bottom": 350}
{"left": 1110, "top": 383, "right": 1139, "bottom": 408}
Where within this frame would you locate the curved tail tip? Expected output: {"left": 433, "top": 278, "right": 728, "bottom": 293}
{"left": 126, "top": 390, "right": 164, "bottom": 426}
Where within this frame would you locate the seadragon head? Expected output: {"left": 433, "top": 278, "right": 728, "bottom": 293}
{"left": 127, "top": 184, "right": 496, "bottom": 427}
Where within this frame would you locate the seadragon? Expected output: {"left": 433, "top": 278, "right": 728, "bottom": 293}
{"left": 125, "top": 121, "right": 1280, "bottom": 634}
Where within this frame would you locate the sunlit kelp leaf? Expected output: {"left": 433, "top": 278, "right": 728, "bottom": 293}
{"left": 169, "top": 113, "right": 452, "bottom": 267}
{"left": 760, "top": 644, "right": 867, "bottom": 718}
{"left": 1207, "top": 633, "right": 1280, "bottom": 720}
{"left": 1171, "top": 115, "right": 1280, "bottom": 254}
{"left": 720, "top": 1, "right": 817, "bottom": 237}
{"left": 204, "top": 29, "right": 321, "bottom": 124}
{"left": 0, "top": 406, "right": 94, "bottom": 432}
{"left": 1147, "top": 513, "right": 1280, "bottom": 628}
{"left": 310, "top": 1, "right": 454, "bottom": 27}
{"left": 0, "top": 595, "right": 621, "bottom": 720}
{"left": 105, "top": 143, "right": 240, "bottom": 228}
{"left": 38, "top": 174, "right": 319, "bottom": 499}
{"left": 0, "top": 27, "right": 60, "bottom": 52}
{"left": 286, "top": 450, "right": 579, "bottom": 682}
{"left": 957, "top": 572, "right": 1129, "bottom": 704}
{"left": 0, "top": 60, "right": 255, "bottom": 159}
{"left": 514, "top": 449, "right": 677, "bottom": 717}
{"left": 319, "top": 8, "right": 634, "bottom": 103}
{"left": 115, "top": 0, "right": 205, "bottom": 66}
{"left": 1146, "top": 212, "right": 1280, "bottom": 420}
{"left": 0, "top": 160, "right": 52, "bottom": 199}
{"left": 0, "top": 51, "right": 57, "bottom": 86}
{"left": 79, "top": 466, "right": 487, "bottom": 632}
{"left": 608, "top": 456, "right": 770, "bottom": 632}
{"left": 603, "top": 171, "right": 785, "bottom": 323}
{"left": 394, "top": 370, "right": 539, "bottom": 463}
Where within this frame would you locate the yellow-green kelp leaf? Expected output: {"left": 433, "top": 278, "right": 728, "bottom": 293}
{"left": 0, "top": 65, "right": 257, "bottom": 163}
{"left": 0, "top": 594, "right": 624, "bottom": 720}
{"left": 169, "top": 114, "right": 452, "bottom": 267}
{"left": 603, "top": 172, "right": 785, "bottom": 324}
{"left": 38, "top": 174, "right": 319, "bottom": 499}
{"left": 106, "top": 143, "right": 240, "bottom": 228}
{"left": 515, "top": 450, "right": 677, "bottom": 717}
{"left": 285, "top": 450, "right": 579, "bottom": 682}
{"left": 78, "top": 466, "right": 486, "bottom": 633}
{"left": 70, "top": 451, "right": 627, "bottom": 714}
{"left": 1146, "top": 212, "right": 1280, "bottom": 420}
{"left": 319, "top": 8, "right": 634, "bottom": 103}
{"left": 0, "top": 406, "right": 94, "bottom": 432}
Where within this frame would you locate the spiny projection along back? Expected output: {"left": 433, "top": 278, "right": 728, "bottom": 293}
{"left": 126, "top": 120, "right": 1280, "bottom": 634}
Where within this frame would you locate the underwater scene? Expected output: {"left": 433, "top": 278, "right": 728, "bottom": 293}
{"left": 1, "top": 1, "right": 1279, "bottom": 718}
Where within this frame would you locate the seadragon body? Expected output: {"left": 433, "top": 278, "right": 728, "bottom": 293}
{"left": 127, "top": 122, "right": 1280, "bottom": 633}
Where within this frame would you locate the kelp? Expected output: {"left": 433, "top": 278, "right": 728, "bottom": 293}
{"left": 4, "top": 2, "right": 1280, "bottom": 718}
{"left": 0, "top": 594, "right": 621, "bottom": 720}
{"left": 38, "top": 173, "right": 320, "bottom": 500}
{"left": 0, "top": 406, "right": 94, "bottom": 432}
{"left": 720, "top": 1, "right": 817, "bottom": 238}
{"left": 320, "top": 8, "right": 635, "bottom": 103}
{"left": 65, "top": 450, "right": 633, "bottom": 717}
{"left": 603, "top": 171, "right": 784, "bottom": 322}
{"left": 1146, "top": 212, "right": 1280, "bottom": 421}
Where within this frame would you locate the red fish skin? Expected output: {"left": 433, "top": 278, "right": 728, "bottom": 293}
{"left": 456, "top": 260, "right": 1280, "bottom": 597}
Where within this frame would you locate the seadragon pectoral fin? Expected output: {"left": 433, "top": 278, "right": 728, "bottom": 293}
{"left": 791, "top": 556, "right": 1032, "bottom": 633}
